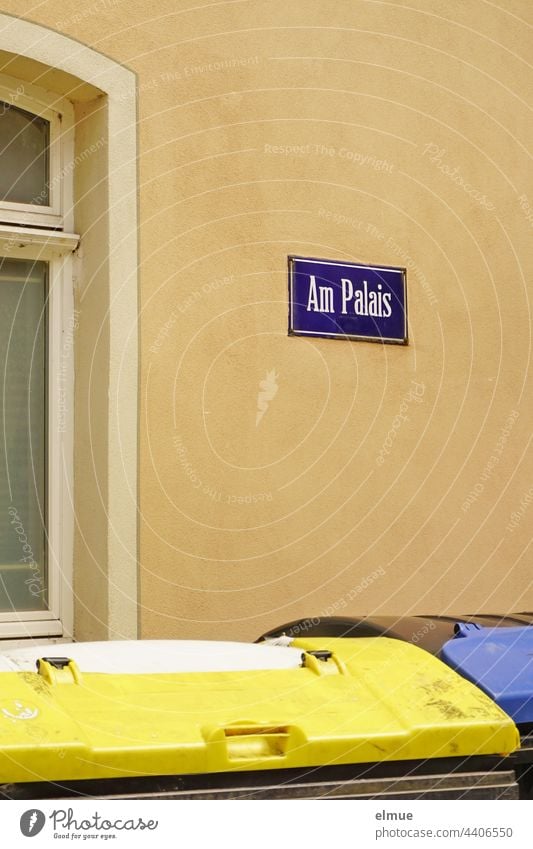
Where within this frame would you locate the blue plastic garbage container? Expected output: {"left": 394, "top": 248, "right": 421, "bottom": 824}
{"left": 440, "top": 623, "right": 533, "bottom": 799}
{"left": 441, "top": 623, "right": 533, "bottom": 725}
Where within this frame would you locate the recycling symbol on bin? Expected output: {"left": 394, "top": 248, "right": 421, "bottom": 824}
{"left": 0, "top": 700, "right": 39, "bottom": 721}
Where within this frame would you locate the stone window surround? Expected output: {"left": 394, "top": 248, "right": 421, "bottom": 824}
{"left": 0, "top": 13, "right": 138, "bottom": 644}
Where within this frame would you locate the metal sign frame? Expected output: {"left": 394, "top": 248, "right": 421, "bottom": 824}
{"left": 288, "top": 255, "right": 408, "bottom": 345}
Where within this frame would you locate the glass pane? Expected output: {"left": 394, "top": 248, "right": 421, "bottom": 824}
{"left": 0, "top": 258, "right": 47, "bottom": 611}
{"left": 0, "top": 102, "right": 50, "bottom": 205}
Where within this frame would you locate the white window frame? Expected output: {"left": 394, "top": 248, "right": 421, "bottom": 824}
{"left": 0, "top": 75, "right": 79, "bottom": 639}
{"left": 0, "top": 74, "right": 69, "bottom": 229}
{"left": 0, "top": 16, "right": 139, "bottom": 644}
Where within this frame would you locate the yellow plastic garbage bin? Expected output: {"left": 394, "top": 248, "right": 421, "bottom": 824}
{"left": 0, "top": 637, "right": 519, "bottom": 800}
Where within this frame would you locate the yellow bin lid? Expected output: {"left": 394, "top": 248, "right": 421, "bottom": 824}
{"left": 0, "top": 637, "right": 519, "bottom": 783}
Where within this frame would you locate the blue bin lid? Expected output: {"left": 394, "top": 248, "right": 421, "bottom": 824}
{"left": 440, "top": 623, "right": 533, "bottom": 725}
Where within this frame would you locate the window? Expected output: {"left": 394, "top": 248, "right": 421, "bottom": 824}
{"left": 0, "top": 84, "right": 64, "bottom": 228}
{"left": 0, "top": 258, "right": 47, "bottom": 611}
{"left": 0, "top": 23, "right": 139, "bottom": 644}
{"left": 0, "top": 104, "right": 49, "bottom": 205}
{"left": 0, "top": 75, "right": 78, "bottom": 639}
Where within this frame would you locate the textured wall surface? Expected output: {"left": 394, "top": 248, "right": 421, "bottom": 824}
{"left": 3, "top": 0, "right": 532, "bottom": 639}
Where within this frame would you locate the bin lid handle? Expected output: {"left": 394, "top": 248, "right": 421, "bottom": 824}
{"left": 453, "top": 622, "right": 482, "bottom": 638}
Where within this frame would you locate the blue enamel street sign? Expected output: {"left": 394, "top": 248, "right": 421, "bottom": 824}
{"left": 288, "top": 256, "right": 408, "bottom": 344}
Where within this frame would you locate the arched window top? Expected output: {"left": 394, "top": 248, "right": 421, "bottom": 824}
{"left": 0, "top": 75, "right": 70, "bottom": 228}
{"left": 0, "top": 101, "right": 49, "bottom": 205}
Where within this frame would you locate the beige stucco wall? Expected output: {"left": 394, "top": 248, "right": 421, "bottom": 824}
{"left": 5, "top": 0, "right": 532, "bottom": 640}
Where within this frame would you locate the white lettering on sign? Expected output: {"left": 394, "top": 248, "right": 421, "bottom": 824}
{"left": 308, "top": 275, "right": 392, "bottom": 317}
{"left": 353, "top": 280, "right": 392, "bottom": 318}
{"left": 306, "top": 275, "right": 334, "bottom": 313}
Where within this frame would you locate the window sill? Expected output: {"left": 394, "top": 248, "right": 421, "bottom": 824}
{"left": 0, "top": 225, "right": 79, "bottom": 258}
{"left": 0, "top": 619, "right": 63, "bottom": 640}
